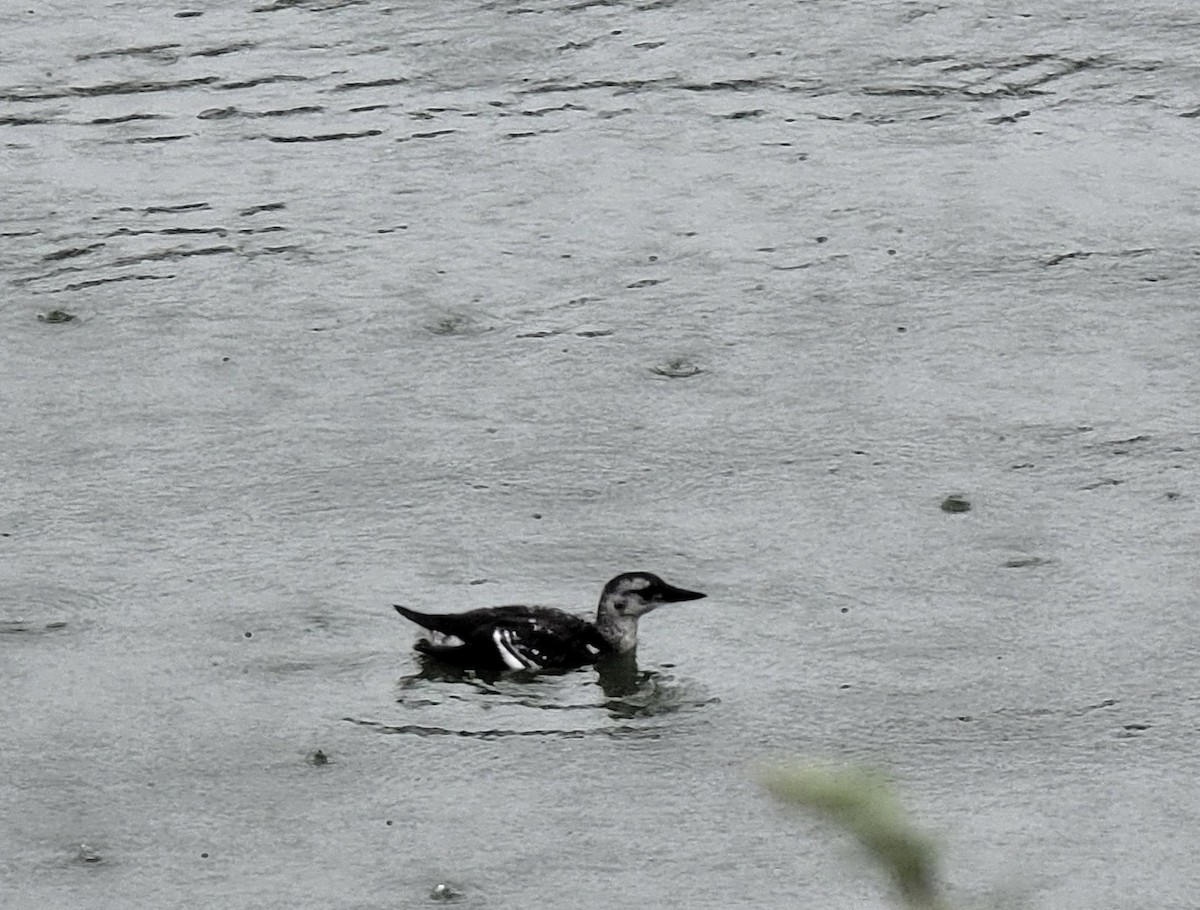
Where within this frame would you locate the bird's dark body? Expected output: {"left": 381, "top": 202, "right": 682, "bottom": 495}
{"left": 394, "top": 572, "right": 705, "bottom": 673}
{"left": 394, "top": 604, "right": 607, "bottom": 671}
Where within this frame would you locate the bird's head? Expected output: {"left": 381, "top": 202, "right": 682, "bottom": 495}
{"left": 599, "top": 571, "right": 706, "bottom": 619}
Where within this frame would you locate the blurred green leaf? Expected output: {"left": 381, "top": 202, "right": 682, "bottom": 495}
{"left": 761, "top": 763, "right": 947, "bottom": 910}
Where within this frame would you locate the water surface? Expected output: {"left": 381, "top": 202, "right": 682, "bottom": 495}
{"left": 5, "top": 1, "right": 1200, "bottom": 908}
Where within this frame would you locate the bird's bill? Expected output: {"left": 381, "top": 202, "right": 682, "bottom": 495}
{"left": 659, "top": 583, "right": 706, "bottom": 603}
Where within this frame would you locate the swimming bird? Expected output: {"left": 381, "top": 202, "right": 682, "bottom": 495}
{"left": 394, "top": 572, "right": 705, "bottom": 672}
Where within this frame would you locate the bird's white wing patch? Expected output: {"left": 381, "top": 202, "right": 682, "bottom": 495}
{"left": 492, "top": 628, "right": 538, "bottom": 671}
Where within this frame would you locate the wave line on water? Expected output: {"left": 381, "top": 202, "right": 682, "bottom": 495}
{"left": 343, "top": 716, "right": 662, "bottom": 740}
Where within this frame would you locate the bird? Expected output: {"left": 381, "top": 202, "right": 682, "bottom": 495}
{"left": 394, "top": 572, "right": 705, "bottom": 672}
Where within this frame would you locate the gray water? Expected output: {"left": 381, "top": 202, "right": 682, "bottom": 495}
{"left": 5, "top": 1, "right": 1200, "bottom": 907}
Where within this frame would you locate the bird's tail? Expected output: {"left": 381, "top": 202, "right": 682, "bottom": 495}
{"left": 394, "top": 604, "right": 466, "bottom": 639}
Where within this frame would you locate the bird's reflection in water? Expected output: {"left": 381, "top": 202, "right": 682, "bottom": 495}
{"left": 594, "top": 651, "right": 645, "bottom": 698}
{"left": 595, "top": 652, "right": 703, "bottom": 719}
{"left": 397, "top": 655, "right": 535, "bottom": 696}
{"left": 395, "top": 652, "right": 713, "bottom": 721}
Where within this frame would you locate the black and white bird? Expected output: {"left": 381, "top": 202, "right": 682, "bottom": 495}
{"left": 394, "top": 572, "right": 705, "bottom": 672}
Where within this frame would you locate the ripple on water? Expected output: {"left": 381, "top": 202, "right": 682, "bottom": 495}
{"left": 0, "top": 581, "right": 103, "bottom": 639}
{"left": 346, "top": 657, "right": 718, "bottom": 740}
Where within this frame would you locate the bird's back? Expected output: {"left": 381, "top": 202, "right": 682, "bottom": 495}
{"left": 394, "top": 603, "right": 604, "bottom": 671}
